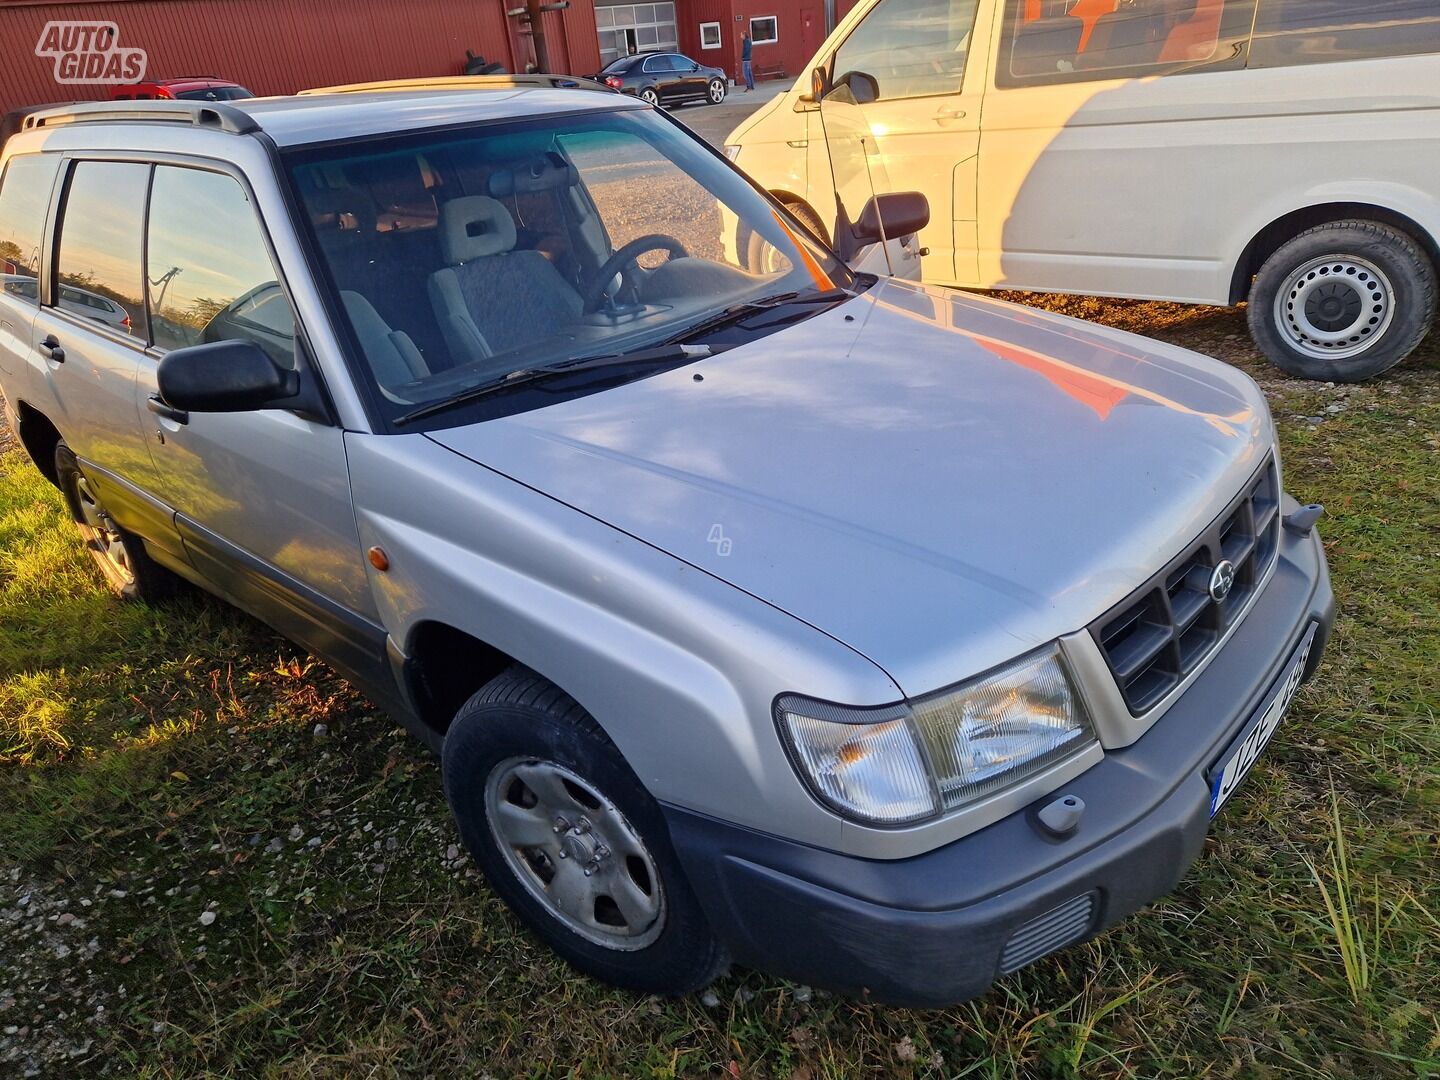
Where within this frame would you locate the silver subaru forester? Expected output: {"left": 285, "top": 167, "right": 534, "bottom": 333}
{"left": 0, "top": 83, "right": 1333, "bottom": 1006}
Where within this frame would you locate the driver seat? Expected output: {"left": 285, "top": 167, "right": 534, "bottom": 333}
{"left": 427, "top": 196, "right": 583, "bottom": 368}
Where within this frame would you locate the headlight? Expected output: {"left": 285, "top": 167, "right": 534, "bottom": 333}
{"left": 723, "top": 144, "right": 742, "bottom": 162}
{"left": 776, "top": 645, "right": 1095, "bottom": 826}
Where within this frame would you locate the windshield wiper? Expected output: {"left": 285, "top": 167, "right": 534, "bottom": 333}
{"left": 393, "top": 342, "right": 717, "bottom": 426}
{"left": 657, "top": 288, "right": 852, "bottom": 346}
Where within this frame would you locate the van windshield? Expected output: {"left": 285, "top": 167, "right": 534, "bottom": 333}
{"left": 286, "top": 108, "right": 849, "bottom": 427}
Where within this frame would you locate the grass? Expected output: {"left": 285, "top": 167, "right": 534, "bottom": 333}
{"left": 2, "top": 304, "right": 1439, "bottom": 1078}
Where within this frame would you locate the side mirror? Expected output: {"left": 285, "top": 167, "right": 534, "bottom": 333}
{"left": 156, "top": 339, "right": 299, "bottom": 413}
{"left": 852, "top": 191, "right": 930, "bottom": 248}
{"left": 829, "top": 69, "right": 879, "bottom": 105}
{"left": 810, "top": 65, "right": 831, "bottom": 102}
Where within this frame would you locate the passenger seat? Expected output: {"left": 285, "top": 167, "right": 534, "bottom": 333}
{"left": 1012, "top": 0, "right": 1085, "bottom": 76}
{"left": 340, "top": 290, "right": 429, "bottom": 393}
{"left": 427, "top": 196, "right": 584, "bottom": 369}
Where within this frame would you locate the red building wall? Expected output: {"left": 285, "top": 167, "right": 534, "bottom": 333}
{"left": 675, "top": 0, "right": 822, "bottom": 85}
{"left": 0, "top": 0, "right": 601, "bottom": 114}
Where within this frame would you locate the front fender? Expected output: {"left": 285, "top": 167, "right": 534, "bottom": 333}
{"left": 344, "top": 431, "right": 900, "bottom": 850}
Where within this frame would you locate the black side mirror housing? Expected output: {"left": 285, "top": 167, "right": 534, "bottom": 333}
{"left": 157, "top": 339, "right": 299, "bottom": 413}
{"left": 828, "top": 69, "right": 879, "bottom": 105}
{"left": 851, "top": 191, "right": 930, "bottom": 249}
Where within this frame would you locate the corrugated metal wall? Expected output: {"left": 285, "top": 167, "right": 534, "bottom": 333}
{"left": 0, "top": 0, "right": 601, "bottom": 113}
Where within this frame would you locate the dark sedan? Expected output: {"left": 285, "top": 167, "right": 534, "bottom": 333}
{"left": 590, "top": 52, "right": 728, "bottom": 107}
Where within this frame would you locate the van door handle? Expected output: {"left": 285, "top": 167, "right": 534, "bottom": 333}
{"left": 37, "top": 334, "right": 64, "bottom": 363}
{"left": 933, "top": 105, "right": 968, "bottom": 123}
{"left": 147, "top": 394, "right": 189, "bottom": 425}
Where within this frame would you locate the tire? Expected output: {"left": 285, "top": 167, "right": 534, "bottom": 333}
{"left": 1247, "top": 220, "right": 1436, "bottom": 382}
{"left": 55, "top": 441, "right": 178, "bottom": 602}
{"left": 706, "top": 78, "right": 727, "bottom": 105}
{"left": 783, "top": 199, "right": 830, "bottom": 247}
{"left": 640, "top": 87, "right": 659, "bottom": 107}
{"left": 442, "top": 666, "right": 728, "bottom": 996}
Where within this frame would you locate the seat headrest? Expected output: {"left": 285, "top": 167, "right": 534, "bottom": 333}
{"left": 440, "top": 196, "right": 517, "bottom": 263}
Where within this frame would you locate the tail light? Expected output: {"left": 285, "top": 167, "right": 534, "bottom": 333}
{"left": 604, "top": 76, "right": 623, "bottom": 90}
{"left": 122, "top": 314, "right": 131, "bottom": 330}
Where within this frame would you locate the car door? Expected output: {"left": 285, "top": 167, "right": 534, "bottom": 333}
{"left": 673, "top": 55, "right": 705, "bottom": 99}
{"left": 642, "top": 55, "right": 674, "bottom": 100}
{"left": 0, "top": 154, "right": 59, "bottom": 400}
{"left": 819, "top": 0, "right": 988, "bottom": 284}
{"left": 34, "top": 158, "right": 179, "bottom": 550}
{"left": 134, "top": 162, "right": 380, "bottom": 642}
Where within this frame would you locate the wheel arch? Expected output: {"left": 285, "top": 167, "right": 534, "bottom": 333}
{"left": 12, "top": 400, "right": 63, "bottom": 489}
{"left": 402, "top": 619, "right": 523, "bottom": 739}
{"left": 1230, "top": 201, "right": 1440, "bottom": 306}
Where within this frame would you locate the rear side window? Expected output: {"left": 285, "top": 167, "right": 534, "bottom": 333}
{"left": 0, "top": 154, "right": 60, "bottom": 303}
{"left": 54, "top": 160, "right": 149, "bottom": 340}
{"left": 998, "top": 0, "right": 1255, "bottom": 87}
{"left": 1250, "top": 0, "right": 1440, "bottom": 68}
{"left": 830, "top": 0, "right": 980, "bottom": 100}
{"left": 146, "top": 166, "right": 297, "bottom": 368}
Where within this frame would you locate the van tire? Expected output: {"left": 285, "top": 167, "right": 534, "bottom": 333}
{"left": 783, "top": 199, "right": 830, "bottom": 246}
{"left": 441, "top": 666, "right": 729, "bottom": 996}
{"left": 55, "top": 441, "right": 179, "bottom": 602}
{"left": 1247, "top": 220, "right": 1436, "bottom": 382}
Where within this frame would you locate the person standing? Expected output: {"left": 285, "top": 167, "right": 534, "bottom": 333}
{"left": 741, "top": 31, "right": 754, "bottom": 91}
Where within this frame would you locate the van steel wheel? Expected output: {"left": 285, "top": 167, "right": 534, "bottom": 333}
{"left": 442, "top": 666, "right": 728, "bottom": 995}
{"left": 1248, "top": 220, "right": 1436, "bottom": 382}
{"left": 706, "top": 78, "right": 727, "bottom": 105}
{"left": 55, "top": 440, "right": 177, "bottom": 602}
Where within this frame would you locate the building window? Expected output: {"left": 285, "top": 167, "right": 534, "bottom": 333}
{"left": 750, "top": 15, "right": 779, "bottom": 44}
{"left": 700, "top": 21, "right": 722, "bottom": 49}
{"left": 596, "top": 2, "right": 678, "bottom": 66}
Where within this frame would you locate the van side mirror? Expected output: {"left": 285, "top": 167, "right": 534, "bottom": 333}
{"left": 156, "top": 339, "right": 299, "bottom": 413}
{"left": 852, "top": 192, "right": 930, "bottom": 248}
{"left": 828, "top": 69, "right": 879, "bottom": 105}
{"left": 810, "top": 66, "right": 831, "bottom": 102}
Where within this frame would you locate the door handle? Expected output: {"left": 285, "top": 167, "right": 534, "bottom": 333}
{"left": 37, "top": 334, "right": 64, "bottom": 363}
{"left": 147, "top": 394, "right": 189, "bottom": 425}
{"left": 933, "top": 105, "right": 968, "bottom": 123}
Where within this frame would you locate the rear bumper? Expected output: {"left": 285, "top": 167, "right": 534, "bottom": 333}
{"left": 664, "top": 522, "right": 1334, "bottom": 1007}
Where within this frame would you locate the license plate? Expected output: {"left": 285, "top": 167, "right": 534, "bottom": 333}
{"left": 1209, "top": 624, "right": 1317, "bottom": 817}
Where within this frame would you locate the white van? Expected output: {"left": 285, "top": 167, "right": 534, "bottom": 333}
{"left": 725, "top": 0, "right": 1440, "bottom": 381}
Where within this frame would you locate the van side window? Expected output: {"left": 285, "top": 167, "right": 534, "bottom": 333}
{"left": 147, "top": 166, "right": 297, "bottom": 369}
{"left": 54, "top": 161, "right": 149, "bottom": 340}
{"left": 830, "top": 0, "right": 980, "bottom": 101}
{"left": 1250, "top": 0, "right": 1440, "bottom": 68}
{"left": 0, "top": 155, "right": 61, "bottom": 305}
{"left": 999, "top": 0, "right": 1253, "bottom": 86}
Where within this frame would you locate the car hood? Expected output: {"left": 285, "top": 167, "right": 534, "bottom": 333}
{"left": 427, "top": 279, "right": 1273, "bottom": 695}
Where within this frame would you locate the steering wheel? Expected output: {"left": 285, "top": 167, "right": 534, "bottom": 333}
{"left": 582, "top": 234, "right": 689, "bottom": 313}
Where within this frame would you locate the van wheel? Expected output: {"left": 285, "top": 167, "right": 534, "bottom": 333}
{"left": 783, "top": 200, "right": 830, "bottom": 246}
{"left": 441, "top": 666, "right": 728, "bottom": 995}
{"left": 55, "top": 441, "right": 178, "bottom": 602}
{"left": 1248, "top": 220, "right": 1436, "bottom": 382}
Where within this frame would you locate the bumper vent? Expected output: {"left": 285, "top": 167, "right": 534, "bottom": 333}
{"left": 999, "top": 892, "right": 1097, "bottom": 975}
{"left": 1091, "top": 459, "right": 1281, "bottom": 715}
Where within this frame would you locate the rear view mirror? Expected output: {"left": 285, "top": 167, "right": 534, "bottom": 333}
{"left": 851, "top": 192, "right": 930, "bottom": 248}
{"left": 157, "top": 339, "right": 298, "bottom": 413}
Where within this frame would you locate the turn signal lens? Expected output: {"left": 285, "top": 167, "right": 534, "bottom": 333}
{"left": 723, "top": 144, "right": 742, "bottom": 162}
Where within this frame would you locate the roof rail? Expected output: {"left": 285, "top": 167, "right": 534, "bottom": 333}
{"left": 22, "top": 100, "right": 259, "bottom": 135}
{"left": 298, "top": 74, "right": 614, "bottom": 96}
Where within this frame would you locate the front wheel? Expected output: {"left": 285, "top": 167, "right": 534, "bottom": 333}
{"left": 640, "top": 87, "right": 659, "bottom": 107}
{"left": 706, "top": 78, "right": 726, "bottom": 105}
{"left": 1247, "top": 220, "right": 1436, "bottom": 382}
{"left": 442, "top": 667, "right": 728, "bottom": 995}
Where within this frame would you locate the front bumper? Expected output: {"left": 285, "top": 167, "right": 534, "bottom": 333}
{"left": 663, "top": 522, "right": 1334, "bottom": 1007}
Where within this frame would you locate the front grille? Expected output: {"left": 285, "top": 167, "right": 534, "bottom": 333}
{"left": 1091, "top": 459, "right": 1281, "bottom": 715}
{"left": 999, "top": 892, "right": 1097, "bottom": 975}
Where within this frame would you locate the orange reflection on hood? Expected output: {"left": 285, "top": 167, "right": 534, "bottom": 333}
{"left": 964, "top": 332, "right": 1131, "bottom": 421}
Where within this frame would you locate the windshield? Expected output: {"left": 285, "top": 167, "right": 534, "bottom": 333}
{"left": 286, "top": 108, "right": 851, "bottom": 428}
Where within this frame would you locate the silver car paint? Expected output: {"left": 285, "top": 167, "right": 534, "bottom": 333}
{"left": 1, "top": 103, "right": 1281, "bottom": 862}
{"left": 427, "top": 278, "right": 1274, "bottom": 700}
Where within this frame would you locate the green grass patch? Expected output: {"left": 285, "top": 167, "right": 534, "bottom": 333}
{"left": 1, "top": 312, "right": 1438, "bottom": 1077}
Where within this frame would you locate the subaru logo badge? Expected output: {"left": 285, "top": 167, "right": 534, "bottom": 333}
{"left": 1209, "top": 559, "right": 1237, "bottom": 602}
